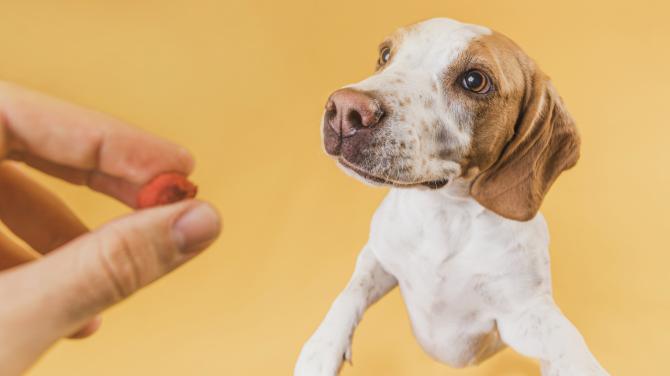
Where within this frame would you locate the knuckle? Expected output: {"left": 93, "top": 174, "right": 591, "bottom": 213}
{"left": 95, "top": 227, "right": 142, "bottom": 300}
{"left": 94, "top": 223, "right": 177, "bottom": 301}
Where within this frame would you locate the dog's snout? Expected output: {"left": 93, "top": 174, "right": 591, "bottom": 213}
{"left": 325, "top": 89, "right": 384, "bottom": 137}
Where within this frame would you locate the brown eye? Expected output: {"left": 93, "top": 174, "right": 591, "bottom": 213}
{"left": 379, "top": 47, "right": 391, "bottom": 65}
{"left": 461, "top": 70, "right": 491, "bottom": 94}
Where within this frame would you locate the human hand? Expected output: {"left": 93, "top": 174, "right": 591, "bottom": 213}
{"left": 0, "top": 82, "right": 221, "bottom": 375}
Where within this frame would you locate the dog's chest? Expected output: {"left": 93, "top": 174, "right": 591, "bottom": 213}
{"left": 368, "top": 189, "right": 548, "bottom": 299}
{"left": 369, "top": 189, "right": 491, "bottom": 290}
{"left": 367, "top": 189, "right": 550, "bottom": 365}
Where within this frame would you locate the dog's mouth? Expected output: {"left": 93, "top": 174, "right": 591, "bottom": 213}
{"left": 338, "top": 158, "right": 449, "bottom": 189}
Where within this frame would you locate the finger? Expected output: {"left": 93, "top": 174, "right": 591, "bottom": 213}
{"left": 14, "top": 155, "right": 140, "bottom": 206}
{"left": 0, "top": 226, "right": 100, "bottom": 341}
{"left": 0, "top": 200, "right": 220, "bottom": 374}
{"left": 0, "top": 231, "right": 37, "bottom": 270}
{"left": 0, "top": 231, "right": 103, "bottom": 344}
{"left": 0, "top": 162, "right": 88, "bottom": 253}
{"left": 0, "top": 81, "right": 194, "bottom": 203}
{"left": 68, "top": 316, "right": 102, "bottom": 340}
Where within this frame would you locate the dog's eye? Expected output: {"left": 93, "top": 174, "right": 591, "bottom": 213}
{"left": 379, "top": 47, "right": 392, "bottom": 65}
{"left": 461, "top": 70, "right": 491, "bottom": 94}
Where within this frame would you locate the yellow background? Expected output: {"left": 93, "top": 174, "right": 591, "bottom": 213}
{"left": 0, "top": 0, "right": 667, "bottom": 375}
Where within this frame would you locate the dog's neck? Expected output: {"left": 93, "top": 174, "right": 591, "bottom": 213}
{"left": 387, "top": 178, "right": 488, "bottom": 218}
{"left": 439, "top": 178, "right": 473, "bottom": 200}
{"left": 413, "top": 178, "right": 477, "bottom": 204}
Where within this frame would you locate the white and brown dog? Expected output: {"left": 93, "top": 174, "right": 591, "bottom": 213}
{"left": 295, "top": 18, "right": 609, "bottom": 376}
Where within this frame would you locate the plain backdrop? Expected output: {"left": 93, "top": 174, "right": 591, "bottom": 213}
{"left": 0, "top": 1, "right": 667, "bottom": 375}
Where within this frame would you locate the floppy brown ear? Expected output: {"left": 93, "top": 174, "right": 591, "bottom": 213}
{"left": 470, "top": 74, "right": 580, "bottom": 221}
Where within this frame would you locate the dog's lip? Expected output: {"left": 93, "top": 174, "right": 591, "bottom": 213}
{"left": 337, "top": 158, "right": 449, "bottom": 189}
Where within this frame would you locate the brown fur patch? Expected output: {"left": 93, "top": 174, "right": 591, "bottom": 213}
{"left": 456, "top": 33, "right": 581, "bottom": 220}
{"left": 440, "top": 33, "right": 531, "bottom": 177}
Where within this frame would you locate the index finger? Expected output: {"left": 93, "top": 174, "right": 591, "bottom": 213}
{"left": 0, "top": 82, "right": 194, "bottom": 202}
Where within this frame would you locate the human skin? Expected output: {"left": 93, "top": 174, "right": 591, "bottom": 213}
{"left": 0, "top": 82, "right": 222, "bottom": 375}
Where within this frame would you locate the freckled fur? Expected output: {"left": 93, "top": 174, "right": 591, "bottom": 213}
{"left": 298, "top": 18, "right": 608, "bottom": 376}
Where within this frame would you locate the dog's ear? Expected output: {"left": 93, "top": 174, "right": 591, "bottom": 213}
{"left": 470, "top": 73, "right": 580, "bottom": 221}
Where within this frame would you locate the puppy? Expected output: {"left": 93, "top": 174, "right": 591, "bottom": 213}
{"left": 295, "top": 18, "right": 609, "bottom": 376}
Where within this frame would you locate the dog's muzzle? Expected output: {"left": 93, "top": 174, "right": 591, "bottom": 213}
{"left": 323, "top": 88, "right": 384, "bottom": 156}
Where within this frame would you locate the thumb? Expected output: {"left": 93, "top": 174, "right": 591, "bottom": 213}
{"left": 0, "top": 200, "right": 220, "bottom": 374}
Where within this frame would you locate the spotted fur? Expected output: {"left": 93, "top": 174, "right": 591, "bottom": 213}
{"left": 297, "top": 18, "right": 608, "bottom": 376}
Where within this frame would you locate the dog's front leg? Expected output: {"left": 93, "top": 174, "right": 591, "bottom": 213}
{"left": 497, "top": 296, "right": 609, "bottom": 376}
{"left": 294, "top": 245, "right": 397, "bottom": 376}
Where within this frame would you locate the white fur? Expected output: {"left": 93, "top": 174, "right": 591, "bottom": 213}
{"left": 329, "top": 19, "right": 487, "bottom": 185}
{"left": 296, "top": 18, "right": 609, "bottom": 376}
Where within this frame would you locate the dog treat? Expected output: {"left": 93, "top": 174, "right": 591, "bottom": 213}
{"left": 137, "top": 172, "right": 198, "bottom": 208}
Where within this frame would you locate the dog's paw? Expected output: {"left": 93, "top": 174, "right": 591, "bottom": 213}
{"left": 294, "top": 333, "right": 352, "bottom": 376}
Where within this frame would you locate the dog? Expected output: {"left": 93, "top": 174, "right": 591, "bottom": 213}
{"left": 294, "top": 18, "right": 609, "bottom": 376}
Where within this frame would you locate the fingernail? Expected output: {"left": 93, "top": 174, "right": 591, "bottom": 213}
{"left": 173, "top": 203, "right": 221, "bottom": 253}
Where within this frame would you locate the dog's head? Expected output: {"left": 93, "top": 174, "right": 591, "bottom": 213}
{"left": 322, "top": 18, "right": 579, "bottom": 221}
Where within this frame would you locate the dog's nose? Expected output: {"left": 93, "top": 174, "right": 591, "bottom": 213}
{"left": 325, "top": 89, "right": 384, "bottom": 137}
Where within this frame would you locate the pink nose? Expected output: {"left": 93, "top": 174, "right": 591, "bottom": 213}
{"left": 325, "top": 88, "right": 384, "bottom": 137}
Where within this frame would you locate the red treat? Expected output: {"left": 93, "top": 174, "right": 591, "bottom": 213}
{"left": 137, "top": 173, "right": 198, "bottom": 209}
